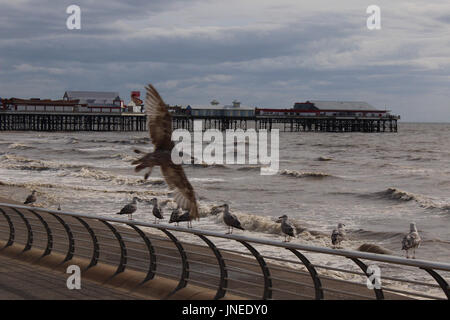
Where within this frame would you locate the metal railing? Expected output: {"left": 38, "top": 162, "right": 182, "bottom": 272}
{"left": 0, "top": 202, "right": 448, "bottom": 300}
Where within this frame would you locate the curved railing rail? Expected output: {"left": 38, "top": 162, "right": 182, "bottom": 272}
{"left": 0, "top": 202, "right": 448, "bottom": 300}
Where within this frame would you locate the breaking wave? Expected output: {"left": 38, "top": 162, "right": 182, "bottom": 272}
{"left": 0, "top": 154, "right": 85, "bottom": 171}
{"left": 377, "top": 187, "right": 450, "bottom": 211}
{"left": 73, "top": 168, "right": 165, "bottom": 186}
{"left": 8, "top": 143, "right": 35, "bottom": 150}
{"left": 357, "top": 243, "right": 392, "bottom": 255}
{"left": 236, "top": 165, "right": 261, "bottom": 171}
{"left": 0, "top": 179, "right": 167, "bottom": 198}
{"left": 316, "top": 156, "right": 333, "bottom": 161}
{"left": 280, "top": 169, "right": 334, "bottom": 179}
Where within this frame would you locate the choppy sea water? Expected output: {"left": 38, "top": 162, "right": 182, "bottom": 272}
{"left": 0, "top": 122, "right": 449, "bottom": 297}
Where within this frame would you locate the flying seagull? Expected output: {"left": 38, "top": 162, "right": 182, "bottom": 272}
{"left": 24, "top": 190, "right": 37, "bottom": 205}
{"left": 169, "top": 207, "right": 192, "bottom": 228}
{"left": 277, "top": 215, "right": 295, "bottom": 242}
{"left": 331, "top": 223, "right": 346, "bottom": 248}
{"left": 402, "top": 222, "right": 421, "bottom": 259}
{"left": 132, "top": 84, "right": 199, "bottom": 221}
{"left": 221, "top": 203, "right": 244, "bottom": 234}
{"left": 150, "top": 198, "right": 164, "bottom": 223}
{"left": 116, "top": 197, "right": 139, "bottom": 220}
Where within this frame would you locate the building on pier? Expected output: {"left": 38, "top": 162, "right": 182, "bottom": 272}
{"left": 186, "top": 100, "right": 255, "bottom": 117}
{"left": 1, "top": 98, "right": 82, "bottom": 112}
{"left": 257, "top": 100, "right": 394, "bottom": 118}
{"left": 63, "top": 91, "right": 122, "bottom": 113}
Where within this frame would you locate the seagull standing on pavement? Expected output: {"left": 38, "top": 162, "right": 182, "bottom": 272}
{"left": 277, "top": 215, "right": 295, "bottom": 242}
{"left": 116, "top": 197, "right": 139, "bottom": 220}
{"left": 169, "top": 207, "right": 192, "bottom": 228}
{"left": 151, "top": 198, "right": 163, "bottom": 223}
{"left": 402, "top": 222, "right": 421, "bottom": 259}
{"left": 221, "top": 204, "right": 244, "bottom": 234}
{"left": 331, "top": 223, "right": 346, "bottom": 248}
{"left": 24, "top": 190, "right": 37, "bottom": 205}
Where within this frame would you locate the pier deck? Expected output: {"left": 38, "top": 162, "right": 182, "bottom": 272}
{"left": 0, "top": 112, "right": 398, "bottom": 132}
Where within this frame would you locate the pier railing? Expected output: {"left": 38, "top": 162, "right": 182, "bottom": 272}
{"left": 0, "top": 202, "right": 448, "bottom": 300}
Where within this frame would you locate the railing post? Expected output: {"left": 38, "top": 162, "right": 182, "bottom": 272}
{"left": 48, "top": 213, "right": 74, "bottom": 262}
{"left": 238, "top": 240, "right": 272, "bottom": 300}
{"left": 74, "top": 217, "right": 99, "bottom": 269}
{"left": 11, "top": 208, "right": 33, "bottom": 252}
{"left": 287, "top": 248, "right": 324, "bottom": 300}
{"left": 29, "top": 210, "right": 53, "bottom": 257}
{"left": 0, "top": 208, "right": 15, "bottom": 248}
{"left": 197, "top": 234, "right": 228, "bottom": 300}
{"left": 127, "top": 224, "right": 156, "bottom": 282}
{"left": 420, "top": 268, "right": 450, "bottom": 300}
{"left": 100, "top": 220, "right": 127, "bottom": 274}
{"left": 160, "top": 229, "right": 189, "bottom": 294}
{"left": 349, "top": 257, "right": 384, "bottom": 300}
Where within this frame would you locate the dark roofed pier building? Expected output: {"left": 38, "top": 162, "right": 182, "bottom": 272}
{"left": 63, "top": 91, "right": 122, "bottom": 113}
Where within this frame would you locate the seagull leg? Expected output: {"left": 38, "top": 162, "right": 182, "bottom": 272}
{"left": 144, "top": 168, "right": 153, "bottom": 180}
{"left": 413, "top": 248, "right": 416, "bottom": 259}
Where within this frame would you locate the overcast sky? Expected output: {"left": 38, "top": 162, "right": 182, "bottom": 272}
{"left": 0, "top": 0, "right": 449, "bottom": 122}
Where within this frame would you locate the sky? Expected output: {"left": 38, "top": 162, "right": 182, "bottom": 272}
{"left": 0, "top": 0, "right": 449, "bottom": 122}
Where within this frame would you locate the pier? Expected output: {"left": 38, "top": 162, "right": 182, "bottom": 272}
{"left": 0, "top": 112, "right": 398, "bottom": 132}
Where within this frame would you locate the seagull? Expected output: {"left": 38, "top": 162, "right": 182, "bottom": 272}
{"left": 220, "top": 204, "right": 244, "bottom": 234}
{"left": 24, "top": 190, "right": 37, "bottom": 205}
{"left": 276, "top": 215, "right": 295, "bottom": 242}
{"left": 331, "top": 223, "right": 346, "bottom": 248}
{"left": 169, "top": 207, "right": 192, "bottom": 228}
{"left": 402, "top": 222, "right": 421, "bottom": 259}
{"left": 132, "top": 84, "right": 199, "bottom": 221}
{"left": 151, "top": 198, "right": 163, "bottom": 223}
{"left": 116, "top": 197, "right": 139, "bottom": 220}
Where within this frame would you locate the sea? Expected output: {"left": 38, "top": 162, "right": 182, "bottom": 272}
{"left": 0, "top": 122, "right": 449, "bottom": 297}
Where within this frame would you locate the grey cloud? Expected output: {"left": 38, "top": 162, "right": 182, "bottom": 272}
{"left": 0, "top": 0, "right": 449, "bottom": 122}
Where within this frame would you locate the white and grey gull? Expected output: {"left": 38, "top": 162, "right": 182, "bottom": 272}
{"left": 402, "top": 222, "right": 421, "bottom": 259}
{"left": 24, "top": 190, "right": 37, "bottom": 205}
{"left": 150, "top": 198, "right": 164, "bottom": 223}
{"left": 277, "top": 215, "right": 295, "bottom": 242}
{"left": 220, "top": 204, "right": 244, "bottom": 234}
{"left": 132, "top": 84, "right": 199, "bottom": 222}
{"left": 116, "top": 197, "right": 139, "bottom": 220}
{"left": 331, "top": 223, "right": 346, "bottom": 248}
{"left": 169, "top": 207, "right": 192, "bottom": 228}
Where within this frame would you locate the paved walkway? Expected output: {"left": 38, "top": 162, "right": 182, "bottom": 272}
{"left": 0, "top": 253, "right": 143, "bottom": 300}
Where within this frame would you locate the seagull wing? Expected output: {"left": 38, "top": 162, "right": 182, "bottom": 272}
{"left": 161, "top": 164, "right": 199, "bottom": 220}
{"left": 285, "top": 222, "right": 295, "bottom": 236}
{"left": 230, "top": 213, "right": 244, "bottom": 230}
{"left": 145, "top": 84, "right": 174, "bottom": 150}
